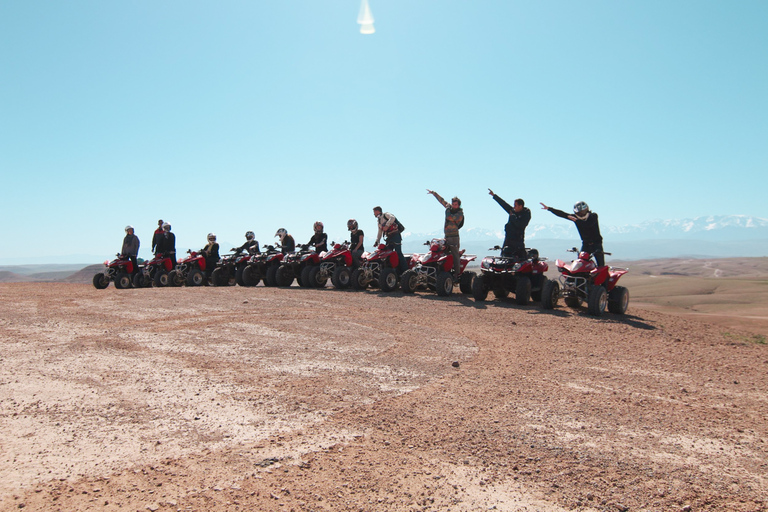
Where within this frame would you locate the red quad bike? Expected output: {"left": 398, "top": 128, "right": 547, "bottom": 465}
{"left": 305, "top": 241, "right": 354, "bottom": 289}
{"left": 351, "top": 243, "right": 409, "bottom": 292}
{"left": 400, "top": 239, "right": 476, "bottom": 297}
{"left": 471, "top": 246, "right": 550, "bottom": 305}
{"left": 276, "top": 244, "right": 321, "bottom": 287}
{"left": 541, "top": 248, "right": 629, "bottom": 316}
{"left": 93, "top": 254, "right": 135, "bottom": 289}
{"left": 212, "top": 247, "right": 256, "bottom": 287}
{"left": 169, "top": 250, "right": 208, "bottom": 287}
{"left": 133, "top": 254, "right": 175, "bottom": 288}
{"left": 242, "top": 244, "right": 284, "bottom": 287}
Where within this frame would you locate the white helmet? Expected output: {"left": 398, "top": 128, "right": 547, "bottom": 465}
{"left": 314, "top": 221, "right": 324, "bottom": 232}
{"left": 162, "top": 223, "right": 171, "bottom": 231}
{"left": 347, "top": 219, "right": 358, "bottom": 231}
{"left": 275, "top": 228, "right": 287, "bottom": 239}
{"left": 207, "top": 233, "right": 216, "bottom": 242}
{"left": 245, "top": 231, "right": 255, "bottom": 241}
{"left": 573, "top": 201, "right": 589, "bottom": 215}
{"left": 125, "top": 225, "right": 134, "bottom": 232}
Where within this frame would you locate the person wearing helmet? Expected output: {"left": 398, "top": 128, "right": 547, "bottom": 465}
{"left": 488, "top": 189, "right": 530, "bottom": 259}
{"left": 121, "top": 225, "right": 140, "bottom": 274}
{"left": 373, "top": 206, "right": 407, "bottom": 272}
{"left": 427, "top": 189, "right": 464, "bottom": 276}
{"left": 234, "top": 231, "right": 260, "bottom": 255}
{"left": 151, "top": 219, "right": 164, "bottom": 254}
{"left": 156, "top": 222, "right": 176, "bottom": 269}
{"left": 201, "top": 233, "right": 220, "bottom": 276}
{"left": 347, "top": 219, "right": 365, "bottom": 266}
{"left": 308, "top": 221, "right": 328, "bottom": 253}
{"left": 540, "top": 200, "right": 605, "bottom": 267}
{"left": 275, "top": 228, "right": 295, "bottom": 254}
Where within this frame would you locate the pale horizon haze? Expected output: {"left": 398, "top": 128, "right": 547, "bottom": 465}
{"left": 1, "top": 1, "right": 766, "bottom": 264}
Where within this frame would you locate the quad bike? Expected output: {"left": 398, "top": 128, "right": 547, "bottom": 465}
{"left": 400, "top": 239, "right": 476, "bottom": 297}
{"left": 169, "top": 250, "right": 209, "bottom": 287}
{"left": 541, "top": 248, "right": 629, "bottom": 316}
{"left": 276, "top": 244, "right": 321, "bottom": 287}
{"left": 305, "top": 241, "right": 354, "bottom": 289}
{"left": 133, "top": 253, "right": 175, "bottom": 288}
{"left": 211, "top": 247, "right": 255, "bottom": 287}
{"left": 351, "top": 243, "right": 410, "bottom": 292}
{"left": 242, "top": 244, "right": 284, "bottom": 287}
{"left": 471, "top": 246, "right": 550, "bottom": 305}
{"left": 93, "top": 254, "right": 136, "bottom": 289}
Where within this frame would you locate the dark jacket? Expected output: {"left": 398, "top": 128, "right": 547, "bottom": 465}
{"left": 281, "top": 235, "right": 296, "bottom": 254}
{"left": 122, "top": 234, "right": 140, "bottom": 257}
{"left": 201, "top": 242, "right": 220, "bottom": 270}
{"left": 548, "top": 208, "right": 603, "bottom": 244}
{"left": 151, "top": 228, "right": 163, "bottom": 253}
{"left": 308, "top": 232, "right": 328, "bottom": 253}
{"left": 237, "top": 239, "right": 260, "bottom": 254}
{"left": 493, "top": 194, "right": 530, "bottom": 245}
{"left": 156, "top": 232, "right": 176, "bottom": 255}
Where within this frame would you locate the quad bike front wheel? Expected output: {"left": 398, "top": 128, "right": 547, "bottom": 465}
{"left": 379, "top": 267, "right": 398, "bottom": 292}
{"left": 471, "top": 274, "right": 488, "bottom": 301}
{"left": 114, "top": 272, "right": 133, "bottom": 290}
{"left": 540, "top": 279, "right": 560, "bottom": 309}
{"left": 93, "top": 273, "right": 110, "bottom": 289}
{"left": 515, "top": 275, "right": 531, "bottom": 305}
{"left": 265, "top": 265, "right": 279, "bottom": 287}
{"left": 235, "top": 265, "right": 246, "bottom": 286}
{"left": 308, "top": 266, "right": 328, "bottom": 288}
{"left": 400, "top": 269, "right": 419, "bottom": 293}
{"left": 154, "top": 271, "right": 169, "bottom": 287}
{"left": 459, "top": 271, "right": 475, "bottom": 295}
{"left": 587, "top": 285, "right": 608, "bottom": 316}
{"left": 608, "top": 285, "right": 629, "bottom": 314}
{"left": 186, "top": 269, "right": 205, "bottom": 287}
{"left": 436, "top": 271, "right": 454, "bottom": 297}
{"left": 275, "top": 265, "right": 294, "bottom": 287}
{"left": 331, "top": 266, "right": 351, "bottom": 289}
{"left": 241, "top": 266, "right": 260, "bottom": 287}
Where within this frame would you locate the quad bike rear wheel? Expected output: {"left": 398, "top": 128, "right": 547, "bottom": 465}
{"left": 492, "top": 285, "right": 509, "bottom": 300}
{"left": 168, "top": 270, "right": 184, "bottom": 287}
{"left": 265, "top": 265, "right": 279, "bottom": 287}
{"left": 132, "top": 273, "right": 144, "bottom": 288}
{"left": 515, "top": 276, "right": 531, "bottom": 305}
{"left": 608, "top": 285, "right": 629, "bottom": 314}
{"left": 114, "top": 272, "right": 132, "bottom": 290}
{"left": 400, "top": 269, "right": 419, "bottom": 293}
{"left": 300, "top": 266, "right": 314, "bottom": 288}
{"left": 564, "top": 296, "right": 581, "bottom": 308}
{"left": 308, "top": 266, "right": 328, "bottom": 288}
{"left": 540, "top": 279, "right": 560, "bottom": 309}
{"left": 436, "top": 271, "right": 454, "bottom": 297}
{"left": 275, "top": 265, "right": 294, "bottom": 287}
{"left": 471, "top": 274, "right": 488, "bottom": 301}
{"left": 211, "top": 267, "right": 229, "bottom": 286}
{"left": 459, "top": 271, "right": 475, "bottom": 295}
{"left": 331, "top": 266, "right": 351, "bottom": 289}
{"left": 379, "top": 267, "right": 398, "bottom": 292}
{"left": 241, "top": 265, "right": 260, "bottom": 287}
{"left": 93, "top": 273, "right": 110, "bottom": 289}
{"left": 351, "top": 268, "right": 368, "bottom": 290}
{"left": 154, "top": 270, "right": 169, "bottom": 287}
{"left": 235, "top": 265, "right": 246, "bottom": 286}
{"left": 187, "top": 269, "right": 205, "bottom": 286}
{"left": 587, "top": 285, "right": 607, "bottom": 316}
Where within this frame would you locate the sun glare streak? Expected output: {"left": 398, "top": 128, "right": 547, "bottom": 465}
{"left": 358, "top": 0, "right": 375, "bottom": 34}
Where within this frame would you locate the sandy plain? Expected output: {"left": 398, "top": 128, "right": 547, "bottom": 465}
{"left": 0, "top": 272, "right": 767, "bottom": 511}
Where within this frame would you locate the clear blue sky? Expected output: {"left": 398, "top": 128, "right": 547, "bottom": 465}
{"left": 1, "top": 1, "right": 766, "bottom": 263}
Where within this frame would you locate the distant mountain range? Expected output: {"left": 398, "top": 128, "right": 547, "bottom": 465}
{"left": 402, "top": 215, "right": 768, "bottom": 260}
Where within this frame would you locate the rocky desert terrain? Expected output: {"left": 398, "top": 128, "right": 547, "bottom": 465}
{"left": 1, "top": 278, "right": 767, "bottom": 511}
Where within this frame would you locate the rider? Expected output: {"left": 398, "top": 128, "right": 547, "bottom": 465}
{"left": 275, "top": 228, "right": 296, "bottom": 254}
{"left": 308, "top": 221, "right": 328, "bottom": 253}
{"left": 426, "top": 189, "right": 464, "bottom": 276}
{"left": 121, "top": 225, "right": 140, "bottom": 274}
{"left": 156, "top": 222, "right": 176, "bottom": 269}
{"left": 348, "top": 219, "right": 364, "bottom": 266}
{"left": 151, "top": 219, "right": 163, "bottom": 254}
{"left": 234, "top": 231, "right": 260, "bottom": 255}
{"left": 201, "top": 233, "right": 220, "bottom": 276}
{"left": 540, "top": 201, "right": 605, "bottom": 267}
{"left": 489, "top": 189, "right": 530, "bottom": 259}
{"left": 373, "top": 206, "right": 407, "bottom": 272}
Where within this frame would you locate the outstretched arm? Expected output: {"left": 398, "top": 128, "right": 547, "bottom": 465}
{"left": 491, "top": 192, "right": 513, "bottom": 214}
{"left": 427, "top": 189, "right": 448, "bottom": 208}
{"left": 541, "top": 203, "right": 573, "bottom": 221}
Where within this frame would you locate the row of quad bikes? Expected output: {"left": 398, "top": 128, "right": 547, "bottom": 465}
{"left": 94, "top": 241, "right": 629, "bottom": 316}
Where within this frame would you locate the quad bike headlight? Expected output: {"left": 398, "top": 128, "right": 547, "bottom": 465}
{"left": 512, "top": 262, "right": 522, "bottom": 272}
{"left": 481, "top": 257, "right": 493, "bottom": 269}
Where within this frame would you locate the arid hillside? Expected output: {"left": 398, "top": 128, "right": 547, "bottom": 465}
{"left": 1, "top": 282, "right": 766, "bottom": 512}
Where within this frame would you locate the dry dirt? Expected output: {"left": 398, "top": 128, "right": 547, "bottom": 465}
{"left": 1, "top": 282, "right": 767, "bottom": 512}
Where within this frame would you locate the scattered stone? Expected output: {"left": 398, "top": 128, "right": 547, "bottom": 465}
{"left": 452, "top": 361, "right": 460, "bottom": 368}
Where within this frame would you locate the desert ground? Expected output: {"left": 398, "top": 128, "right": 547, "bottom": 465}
{"left": 1, "top": 262, "right": 767, "bottom": 511}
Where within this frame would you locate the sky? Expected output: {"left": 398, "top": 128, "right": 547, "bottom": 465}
{"left": 1, "top": 1, "right": 766, "bottom": 264}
